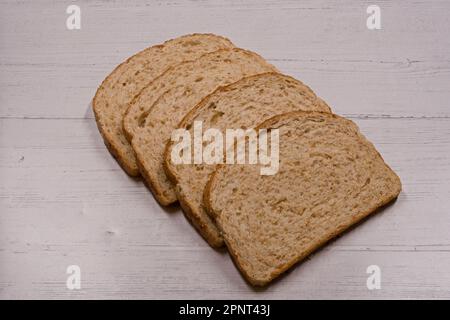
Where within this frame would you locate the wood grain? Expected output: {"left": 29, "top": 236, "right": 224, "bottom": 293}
{"left": 1, "top": 0, "right": 450, "bottom": 299}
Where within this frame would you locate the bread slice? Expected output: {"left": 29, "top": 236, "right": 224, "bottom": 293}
{"left": 131, "top": 49, "right": 277, "bottom": 242}
{"left": 205, "top": 111, "right": 402, "bottom": 285}
{"left": 92, "top": 33, "right": 234, "bottom": 176}
{"left": 164, "top": 72, "right": 331, "bottom": 249}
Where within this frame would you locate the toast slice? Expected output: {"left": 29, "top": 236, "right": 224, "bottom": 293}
{"left": 205, "top": 111, "right": 402, "bottom": 285}
{"left": 164, "top": 73, "right": 331, "bottom": 248}
{"left": 93, "top": 34, "right": 234, "bottom": 176}
{"left": 131, "top": 49, "right": 276, "bottom": 245}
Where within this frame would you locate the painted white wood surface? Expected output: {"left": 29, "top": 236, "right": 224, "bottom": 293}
{"left": 1, "top": 0, "right": 449, "bottom": 299}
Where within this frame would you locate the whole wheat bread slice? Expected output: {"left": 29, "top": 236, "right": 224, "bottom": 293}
{"left": 164, "top": 72, "right": 331, "bottom": 248}
{"left": 92, "top": 34, "right": 234, "bottom": 176}
{"left": 205, "top": 111, "right": 402, "bottom": 285}
{"left": 131, "top": 49, "right": 276, "bottom": 245}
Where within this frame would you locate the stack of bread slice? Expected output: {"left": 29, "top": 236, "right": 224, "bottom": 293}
{"left": 93, "top": 34, "right": 401, "bottom": 286}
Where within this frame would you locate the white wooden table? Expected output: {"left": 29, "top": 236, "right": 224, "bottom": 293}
{"left": 1, "top": 0, "right": 449, "bottom": 299}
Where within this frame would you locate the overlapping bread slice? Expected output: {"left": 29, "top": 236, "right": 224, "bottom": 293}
{"left": 131, "top": 48, "right": 277, "bottom": 218}
{"left": 93, "top": 33, "right": 234, "bottom": 176}
{"left": 164, "top": 73, "right": 331, "bottom": 248}
{"left": 205, "top": 111, "right": 402, "bottom": 285}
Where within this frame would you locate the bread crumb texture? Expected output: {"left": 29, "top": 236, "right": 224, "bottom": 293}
{"left": 206, "top": 111, "right": 401, "bottom": 286}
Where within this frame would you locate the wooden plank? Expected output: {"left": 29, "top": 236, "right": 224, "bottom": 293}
{"left": 1, "top": 117, "right": 449, "bottom": 298}
{"left": 2, "top": 248, "right": 450, "bottom": 299}
{"left": 1, "top": 0, "right": 449, "bottom": 118}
